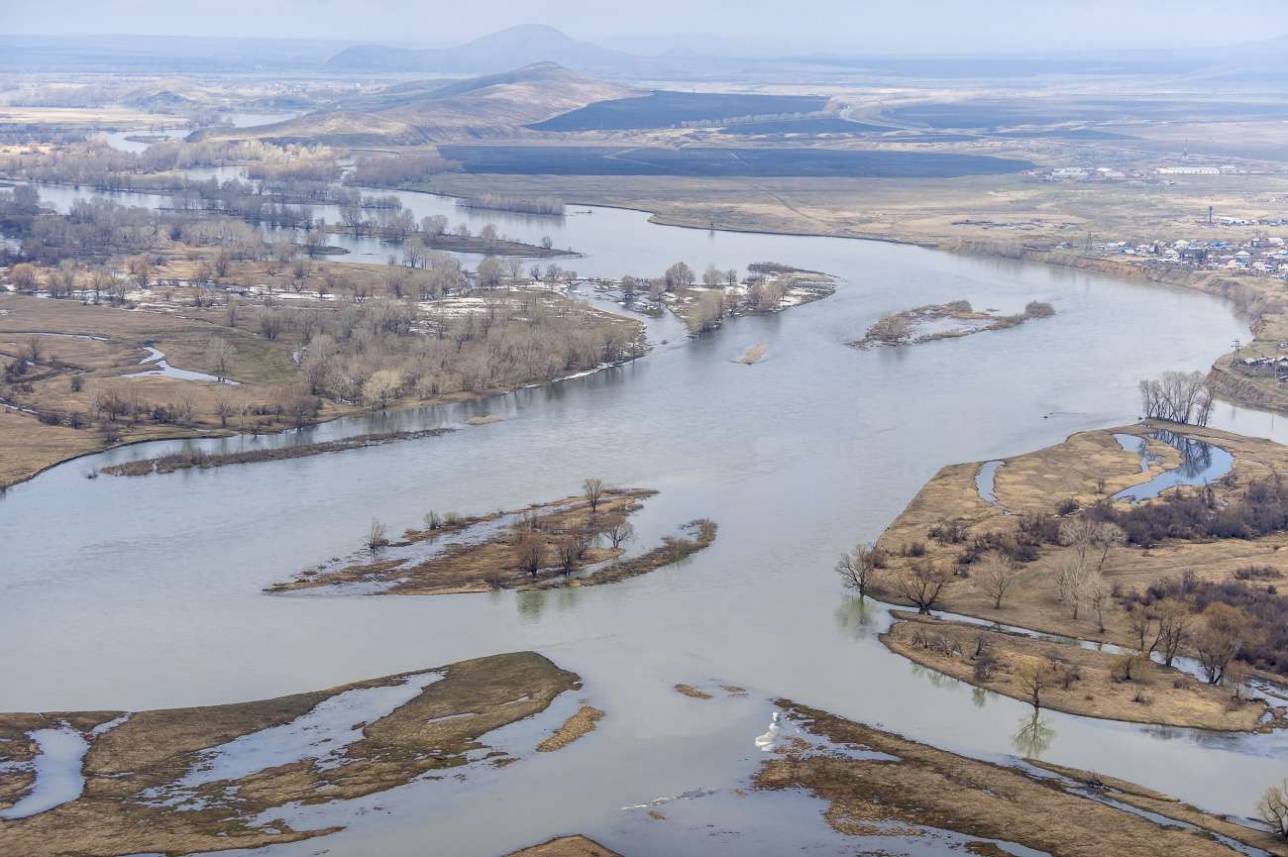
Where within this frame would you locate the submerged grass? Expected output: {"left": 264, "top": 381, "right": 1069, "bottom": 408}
{"left": 101, "top": 427, "right": 456, "bottom": 476}
{"left": 756, "top": 700, "right": 1280, "bottom": 856}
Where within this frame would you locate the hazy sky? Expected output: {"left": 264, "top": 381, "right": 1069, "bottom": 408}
{"left": 3, "top": 0, "right": 1287, "bottom": 54}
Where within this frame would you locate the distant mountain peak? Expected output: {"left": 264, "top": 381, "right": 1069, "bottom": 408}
{"left": 325, "top": 24, "right": 632, "bottom": 74}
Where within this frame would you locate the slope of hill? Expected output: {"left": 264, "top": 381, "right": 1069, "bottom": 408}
{"left": 201, "top": 63, "right": 635, "bottom": 145}
{"left": 326, "top": 24, "right": 635, "bottom": 75}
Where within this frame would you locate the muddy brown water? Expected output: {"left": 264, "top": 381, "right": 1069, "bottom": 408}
{"left": 3, "top": 180, "right": 1287, "bottom": 854}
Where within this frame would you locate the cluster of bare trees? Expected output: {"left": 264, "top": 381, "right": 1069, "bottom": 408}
{"left": 0, "top": 183, "right": 40, "bottom": 218}
{"left": 617, "top": 260, "right": 794, "bottom": 332}
{"left": 460, "top": 194, "right": 565, "bottom": 216}
{"left": 285, "top": 295, "right": 639, "bottom": 409}
{"left": 1139, "top": 371, "right": 1214, "bottom": 426}
{"left": 1051, "top": 517, "right": 1124, "bottom": 625}
{"left": 0, "top": 139, "right": 341, "bottom": 191}
{"left": 347, "top": 151, "right": 461, "bottom": 187}
{"left": 508, "top": 479, "right": 632, "bottom": 580}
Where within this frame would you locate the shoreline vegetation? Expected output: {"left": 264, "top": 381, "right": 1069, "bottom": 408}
{"left": 458, "top": 194, "right": 566, "bottom": 217}
{"left": 100, "top": 427, "right": 457, "bottom": 476}
{"left": 863, "top": 419, "right": 1288, "bottom": 730}
{"left": 415, "top": 172, "right": 1288, "bottom": 418}
{"left": 0, "top": 272, "right": 645, "bottom": 490}
{"left": 851, "top": 299, "right": 1055, "bottom": 349}
{"left": 592, "top": 261, "right": 835, "bottom": 334}
{"left": 268, "top": 486, "right": 717, "bottom": 596}
{"left": 883, "top": 612, "right": 1279, "bottom": 731}
{"left": 0, "top": 652, "right": 584, "bottom": 857}
{"left": 756, "top": 700, "right": 1281, "bottom": 856}
{"left": 320, "top": 222, "right": 572, "bottom": 257}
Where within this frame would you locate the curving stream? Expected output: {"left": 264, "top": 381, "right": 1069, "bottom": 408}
{"left": 4, "top": 177, "right": 1288, "bottom": 854}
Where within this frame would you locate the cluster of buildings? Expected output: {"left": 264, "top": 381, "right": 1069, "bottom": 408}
{"left": 1041, "top": 164, "right": 1247, "bottom": 184}
{"left": 1063, "top": 235, "right": 1288, "bottom": 279}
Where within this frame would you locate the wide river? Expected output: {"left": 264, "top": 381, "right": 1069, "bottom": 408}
{"left": 5, "top": 177, "right": 1288, "bottom": 855}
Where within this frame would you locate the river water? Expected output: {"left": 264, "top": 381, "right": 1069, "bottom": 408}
{"left": 2, "top": 175, "right": 1285, "bottom": 854}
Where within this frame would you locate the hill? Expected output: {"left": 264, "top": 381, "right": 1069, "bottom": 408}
{"left": 201, "top": 62, "right": 635, "bottom": 145}
{"left": 325, "top": 25, "right": 635, "bottom": 75}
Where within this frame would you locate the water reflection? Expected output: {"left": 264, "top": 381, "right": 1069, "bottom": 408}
{"left": 4, "top": 165, "right": 1281, "bottom": 843}
{"left": 909, "top": 663, "right": 962, "bottom": 691}
{"left": 1012, "top": 714, "right": 1056, "bottom": 758}
{"left": 833, "top": 596, "right": 878, "bottom": 638}
{"left": 1113, "top": 430, "right": 1233, "bottom": 502}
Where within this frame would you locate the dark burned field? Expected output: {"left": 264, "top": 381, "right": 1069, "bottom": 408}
{"left": 529, "top": 90, "right": 830, "bottom": 131}
{"left": 437, "top": 145, "right": 1034, "bottom": 178}
{"left": 722, "top": 116, "right": 891, "bottom": 135}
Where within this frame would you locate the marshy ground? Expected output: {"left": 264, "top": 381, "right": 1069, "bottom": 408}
{"left": 0, "top": 652, "right": 585, "bottom": 857}
{"left": 270, "top": 488, "right": 717, "bottom": 596}
{"left": 756, "top": 700, "right": 1284, "bottom": 856}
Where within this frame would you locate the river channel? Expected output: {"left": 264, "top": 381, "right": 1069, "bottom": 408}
{"left": 3, "top": 173, "right": 1287, "bottom": 854}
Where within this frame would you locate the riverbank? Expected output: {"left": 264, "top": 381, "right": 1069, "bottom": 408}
{"left": 0, "top": 652, "right": 582, "bottom": 857}
{"left": 756, "top": 699, "right": 1282, "bottom": 856}
{"left": 873, "top": 421, "right": 1288, "bottom": 693}
{"left": 883, "top": 613, "right": 1278, "bottom": 731}
{"left": 417, "top": 171, "right": 1288, "bottom": 416}
{"left": 101, "top": 426, "right": 457, "bottom": 476}
{"left": 268, "top": 489, "right": 716, "bottom": 596}
{"left": 321, "top": 223, "right": 575, "bottom": 258}
{"left": 0, "top": 282, "right": 645, "bottom": 489}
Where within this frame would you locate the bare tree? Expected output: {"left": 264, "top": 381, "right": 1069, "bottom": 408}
{"left": 1155, "top": 600, "right": 1193, "bottom": 667}
{"left": 1054, "top": 552, "right": 1090, "bottom": 619}
{"left": 1058, "top": 517, "right": 1121, "bottom": 573}
{"left": 1139, "top": 371, "right": 1214, "bottom": 426}
{"left": 1128, "top": 606, "right": 1162, "bottom": 656}
{"left": 606, "top": 520, "right": 635, "bottom": 549}
{"left": 8, "top": 263, "right": 37, "bottom": 292}
{"left": 897, "top": 562, "right": 950, "bottom": 614}
{"left": 583, "top": 478, "right": 606, "bottom": 513}
{"left": 476, "top": 256, "right": 504, "bottom": 289}
{"left": 664, "top": 261, "right": 695, "bottom": 291}
{"left": 366, "top": 519, "right": 389, "bottom": 552}
{"left": 1193, "top": 603, "right": 1250, "bottom": 684}
{"left": 205, "top": 338, "right": 234, "bottom": 384}
{"left": 975, "top": 552, "right": 1023, "bottom": 609}
{"left": 1259, "top": 780, "right": 1288, "bottom": 840}
{"left": 515, "top": 531, "right": 544, "bottom": 577}
{"left": 1016, "top": 658, "right": 1055, "bottom": 713}
{"left": 213, "top": 390, "right": 237, "bottom": 428}
{"left": 1087, "top": 573, "right": 1110, "bottom": 634}
{"left": 836, "top": 542, "right": 878, "bottom": 601}
{"left": 556, "top": 535, "right": 589, "bottom": 575}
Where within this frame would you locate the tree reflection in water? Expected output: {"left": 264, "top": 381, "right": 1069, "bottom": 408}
{"left": 833, "top": 596, "right": 877, "bottom": 639}
{"left": 1012, "top": 713, "right": 1056, "bottom": 758}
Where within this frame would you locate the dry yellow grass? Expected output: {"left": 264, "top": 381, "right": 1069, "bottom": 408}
{"left": 506, "top": 835, "right": 622, "bottom": 857}
{"left": 0, "top": 652, "right": 579, "bottom": 857}
{"left": 757, "top": 700, "right": 1284, "bottom": 856}
{"left": 536, "top": 705, "right": 605, "bottom": 752}
{"left": 884, "top": 615, "right": 1273, "bottom": 731}
{"left": 673, "top": 683, "right": 713, "bottom": 700}
{"left": 874, "top": 422, "right": 1288, "bottom": 650}
{"left": 270, "top": 491, "right": 650, "bottom": 595}
{"left": 0, "top": 106, "right": 163, "bottom": 127}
